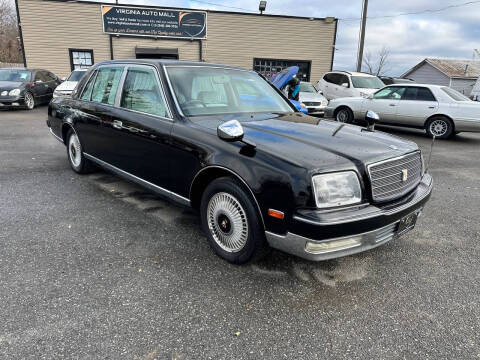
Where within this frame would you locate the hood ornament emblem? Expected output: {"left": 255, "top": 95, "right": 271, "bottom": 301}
{"left": 401, "top": 169, "right": 408, "bottom": 182}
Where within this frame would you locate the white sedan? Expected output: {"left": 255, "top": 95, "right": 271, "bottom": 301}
{"left": 325, "top": 83, "right": 480, "bottom": 139}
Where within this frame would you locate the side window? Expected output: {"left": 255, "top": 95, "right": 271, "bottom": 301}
{"left": 34, "top": 71, "right": 45, "bottom": 82}
{"left": 46, "top": 72, "right": 57, "bottom": 82}
{"left": 403, "top": 87, "right": 436, "bottom": 101}
{"left": 80, "top": 71, "right": 97, "bottom": 101}
{"left": 374, "top": 86, "right": 405, "bottom": 100}
{"left": 120, "top": 67, "right": 167, "bottom": 117}
{"left": 329, "top": 73, "right": 341, "bottom": 85}
{"left": 339, "top": 74, "right": 350, "bottom": 87}
{"left": 91, "top": 66, "right": 123, "bottom": 105}
{"left": 323, "top": 74, "right": 333, "bottom": 83}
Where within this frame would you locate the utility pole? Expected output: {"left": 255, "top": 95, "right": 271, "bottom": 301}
{"left": 356, "top": 0, "right": 368, "bottom": 72}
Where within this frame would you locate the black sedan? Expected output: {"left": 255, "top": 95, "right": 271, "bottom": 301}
{"left": 47, "top": 60, "right": 433, "bottom": 264}
{"left": 0, "top": 68, "right": 60, "bottom": 110}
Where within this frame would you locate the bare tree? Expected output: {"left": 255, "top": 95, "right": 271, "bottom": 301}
{"left": 0, "top": 0, "right": 23, "bottom": 63}
{"left": 363, "top": 46, "right": 391, "bottom": 76}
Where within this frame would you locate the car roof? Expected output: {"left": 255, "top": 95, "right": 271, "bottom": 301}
{"left": 95, "top": 59, "right": 253, "bottom": 72}
{"left": 329, "top": 71, "right": 376, "bottom": 77}
{"left": 385, "top": 83, "right": 444, "bottom": 88}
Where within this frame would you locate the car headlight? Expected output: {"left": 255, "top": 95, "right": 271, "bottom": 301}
{"left": 321, "top": 100, "right": 328, "bottom": 106}
{"left": 9, "top": 89, "right": 21, "bottom": 96}
{"left": 312, "top": 171, "right": 362, "bottom": 209}
{"left": 1, "top": 90, "right": 8, "bottom": 96}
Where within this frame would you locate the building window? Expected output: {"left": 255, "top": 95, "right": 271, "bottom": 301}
{"left": 253, "top": 58, "right": 311, "bottom": 82}
{"left": 69, "top": 49, "right": 94, "bottom": 71}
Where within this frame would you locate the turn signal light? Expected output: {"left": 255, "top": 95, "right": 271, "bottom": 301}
{"left": 268, "top": 209, "right": 284, "bottom": 219}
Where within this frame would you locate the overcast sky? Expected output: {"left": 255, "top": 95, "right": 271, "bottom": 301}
{"left": 100, "top": 0, "right": 480, "bottom": 76}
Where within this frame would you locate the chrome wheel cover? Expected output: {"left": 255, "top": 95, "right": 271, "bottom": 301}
{"left": 25, "top": 92, "right": 34, "bottom": 109}
{"left": 207, "top": 192, "right": 249, "bottom": 253}
{"left": 336, "top": 110, "right": 349, "bottom": 122}
{"left": 430, "top": 119, "right": 448, "bottom": 137}
{"left": 68, "top": 133, "right": 81, "bottom": 168}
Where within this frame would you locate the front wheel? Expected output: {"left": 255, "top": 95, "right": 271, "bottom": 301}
{"left": 200, "top": 177, "right": 267, "bottom": 264}
{"left": 425, "top": 117, "right": 454, "bottom": 139}
{"left": 24, "top": 91, "right": 35, "bottom": 110}
{"left": 335, "top": 107, "right": 353, "bottom": 123}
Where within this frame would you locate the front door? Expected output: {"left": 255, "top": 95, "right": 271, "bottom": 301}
{"left": 100, "top": 64, "right": 174, "bottom": 188}
{"left": 362, "top": 86, "right": 405, "bottom": 123}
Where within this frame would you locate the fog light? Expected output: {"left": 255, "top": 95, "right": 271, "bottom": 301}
{"left": 305, "top": 236, "right": 362, "bottom": 254}
{"left": 12, "top": 102, "right": 19, "bottom": 106}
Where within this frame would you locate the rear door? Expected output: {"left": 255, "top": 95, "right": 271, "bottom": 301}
{"left": 362, "top": 86, "right": 405, "bottom": 123}
{"left": 395, "top": 86, "right": 438, "bottom": 126}
{"left": 32, "top": 71, "right": 49, "bottom": 102}
{"left": 337, "top": 74, "right": 351, "bottom": 98}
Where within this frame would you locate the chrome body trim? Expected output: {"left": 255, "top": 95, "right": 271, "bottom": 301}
{"left": 189, "top": 165, "right": 265, "bottom": 229}
{"left": 265, "top": 220, "right": 404, "bottom": 262}
{"left": 294, "top": 173, "right": 432, "bottom": 226}
{"left": 84, "top": 153, "right": 190, "bottom": 206}
{"left": 49, "top": 128, "right": 64, "bottom": 143}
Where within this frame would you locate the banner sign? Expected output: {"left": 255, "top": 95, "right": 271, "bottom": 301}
{"left": 101, "top": 5, "right": 207, "bottom": 39}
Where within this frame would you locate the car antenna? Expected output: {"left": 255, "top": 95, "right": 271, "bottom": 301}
{"left": 426, "top": 135, "right": 436, "bottom": 172}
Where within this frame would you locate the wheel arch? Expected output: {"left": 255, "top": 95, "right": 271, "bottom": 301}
{"left": 333, "top": 105, "right": 354, "bottom": 118}
{"left": 424, "top": 114, "right": 455, "bottom": 131}
{"left": 61, "top": 122, "right": 77, "bottom": 145}
{"left": 189, "top": 165, "right": 265, "bottom": 229}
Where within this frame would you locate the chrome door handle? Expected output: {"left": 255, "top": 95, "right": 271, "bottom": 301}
{"left": 112, "top": 120, "right": 123, "bottom": 129}
{"left": 389, "top": 104, "right": 396, "bottom": 106}
{"left": 428, "top": 106, "right": 435, "bottom": 109}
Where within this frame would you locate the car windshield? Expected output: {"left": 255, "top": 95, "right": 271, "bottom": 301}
{"left": 300, "top": 82, "right": 317, "bottom": 93}
{"left": 441, "top": 87, "right": 471, "bottom": 101}
{"left": 0, "top": 70, "right": 31, "bottom": 82}
{"left": 166, "top": 66, "right": 294, "bottom": 117}
{"left": 351, "top": 76, "right": 384, "bottom": 89}
{"left": 67, "top": 71, "right": 86, "bottom": 82}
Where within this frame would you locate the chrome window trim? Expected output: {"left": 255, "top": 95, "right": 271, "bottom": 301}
{"left": 189, "top": 165, "right": 265, "bottom": 229}
{"left": 84, "top": 153, "right": 190, "bottom": 206}
{"left": 117, "top": 64, "right": 173, "bottom": 120}
{"left": 162, "top": 64, "right": 185, "bottom": 117}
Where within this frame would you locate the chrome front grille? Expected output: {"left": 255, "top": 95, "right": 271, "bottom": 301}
{"left": 368, "top": 152, "right": 422, "bottom": 203}
{"left": 375, "top": 223, "right": 398, "bottom": 243}
{"left": 303, "top": 102, "right": 321, "bottom": 106}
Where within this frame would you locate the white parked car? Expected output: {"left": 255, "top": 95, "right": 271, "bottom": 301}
{"left": 298, "top": 81, "right": 328, "bottom": 116}
{"left": 325, "top": 84, "right": 480, "bottom": 139}
{"left": 53, "top": 69, "right": 88, "bottom": 98}
{"left": 316, "top": 71, "right": 384, "bottom": 100}
{"left": 471, "top": 77, "right": 480, "bottom": 101}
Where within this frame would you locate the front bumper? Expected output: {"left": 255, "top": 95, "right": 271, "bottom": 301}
{"left": 0, "top": 96, "right": 25, "bottom": 108}
{"left": 265, "top": 173, "right": 433, "bottom": 261}
{"left": 306, "top": 106, "right": 326, "bottom": 116}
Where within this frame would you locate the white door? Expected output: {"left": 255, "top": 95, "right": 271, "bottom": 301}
{"left": 362, "top": 86, "right": 405, "bottom": 123}
{"left": 395, "top": 87, "right": 439, "bottom": 126}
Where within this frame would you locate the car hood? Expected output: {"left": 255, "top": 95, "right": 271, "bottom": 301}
{"left": 193, "top": 112, "right": 418, "bottom": 171}
{"left": 55, "top": 81, "right": 77, "bottom": 92}
{"left": 271, "top": 66, "right": 299, "bottom": 90}
{"left": 0, "top": 81, "right": 24, "bottom": 91}
{"left": 299, "top": 92, "right": 327, "bottom": 102}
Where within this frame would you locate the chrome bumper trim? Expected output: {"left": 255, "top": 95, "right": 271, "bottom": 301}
{"left": 265, "top": 220, "right": 402, "bottom": 261}
{"left": 49, "top": 128, "right": 64, "bottom": 143}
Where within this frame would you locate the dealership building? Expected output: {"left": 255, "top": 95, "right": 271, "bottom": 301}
{"left": 16, "top": 0, "right": 337, "bottom": 82}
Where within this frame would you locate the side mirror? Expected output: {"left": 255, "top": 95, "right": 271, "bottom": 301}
{"left": 217, "top": 120, "right": 244, "bottom": 142}
{"left": 317, "top": 90, "right": 323, "bottom": 95}
{"left": 364, "top": 110, "right": 380, "bottom": 131}
{"left": 367, "top": 93, "right": 374, "bottom": 99}
{"left": 35, "top": 79, "right": 43, "bottom": 83}
{"left": 341, "top": 82, "right": 349, "bottom": 88}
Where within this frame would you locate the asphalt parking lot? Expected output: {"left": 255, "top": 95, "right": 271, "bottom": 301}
{"left": 1, "top": 106, "right": 479, "bottom": 359}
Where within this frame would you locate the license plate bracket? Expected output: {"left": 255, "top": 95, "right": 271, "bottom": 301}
{"left": 397, "top": 210, "right": 421, "bottom": 236}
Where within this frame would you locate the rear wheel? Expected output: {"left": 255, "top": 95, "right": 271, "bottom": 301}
{"left": 66, "top": 129, "right": 94, "bottom": 174}
{"left": 425, "top": 117, "right": 453, "bottom": 139}
{"left": 24, "top": 92, "right": 35, "bottom": 110}
{"left": 200, "top": 177, "right": 267, "bottom": 264}
{"left": 335, "top": 107, "right": 353, "bottom": 123}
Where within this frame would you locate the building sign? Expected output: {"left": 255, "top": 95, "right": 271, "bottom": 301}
{"left": 101, "top": 5, "right": 207, "bottom": 39}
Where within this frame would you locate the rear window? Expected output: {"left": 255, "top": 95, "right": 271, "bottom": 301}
{"left": 403, "top": 87, "right": 436, "bottom": 101}
{"left": 441, "top": 87, "right": 471, "bottom": 101}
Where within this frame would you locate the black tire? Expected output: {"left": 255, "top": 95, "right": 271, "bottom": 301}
{"left": 200, "top": 177, "right": 268, "bottom": 264}
{"left": 425, "top": 116, "right": 454, "bottom": 139}
{"left": 24, "top": 91, "right": 35, "bottom": 110}
{"left": 335, "top": 107, "right": 353, "bottom": 123}
{"left": 66, "top": 129, "right": 94, "bottom": 174}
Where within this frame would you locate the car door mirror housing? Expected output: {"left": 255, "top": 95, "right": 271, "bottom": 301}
{"left": 341, "top": 82, "right": 349, "bottom": 88}
{"left": 367, "top": 93, "right": 374, "bottom": 99}
{"left": 217, "top": 120, "right": 244, "bottom": 142}
{"left": 364, "top": 110, "right": 380, "bottom": 131}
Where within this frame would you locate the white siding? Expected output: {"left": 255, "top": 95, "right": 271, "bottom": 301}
{"left": 406, "top": 63, "right": 450, "bottom": 86}
{"left": 450, "top": 78, "right": 476, "bottom": 96}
